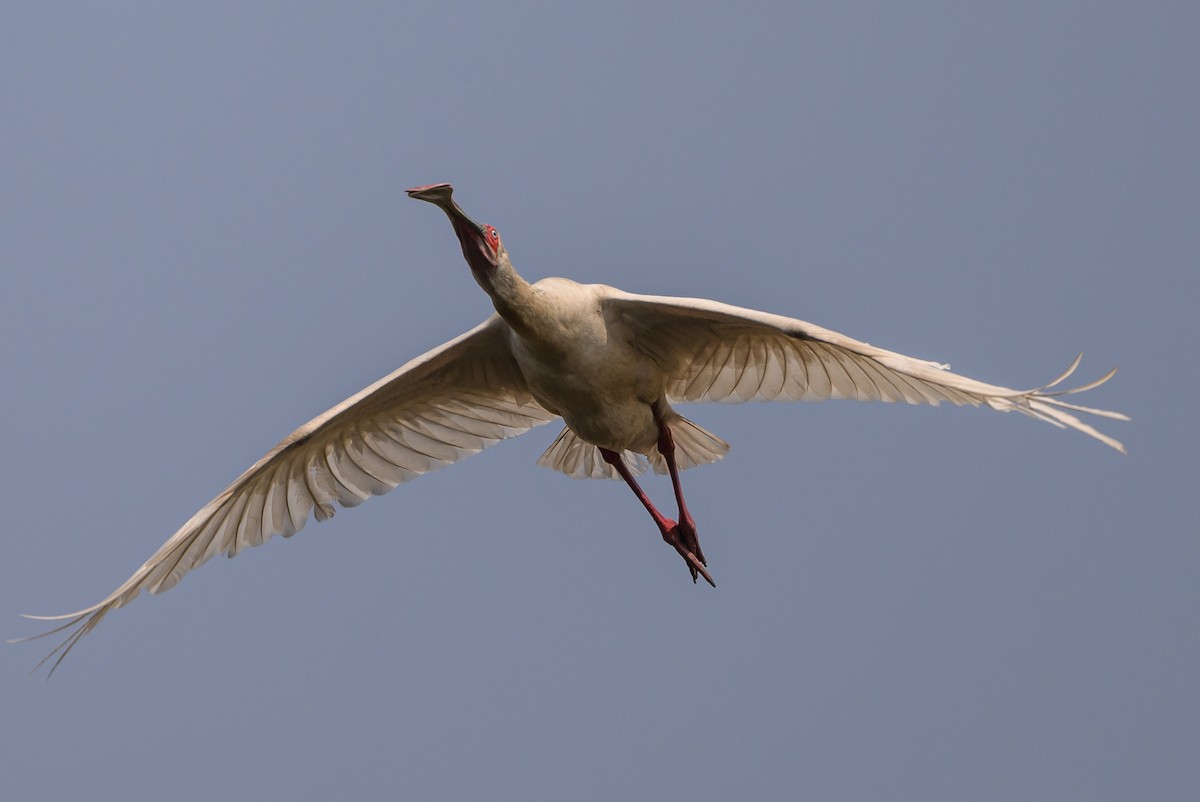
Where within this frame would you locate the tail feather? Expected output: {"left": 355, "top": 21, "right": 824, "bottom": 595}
{"left": 646, "top": 415, "right": 730, "bottom": 474}
{"left": 536, "top": 415, "right": 729, "bottom": 479}
{"left": 536, "top": 427, "right": 650, "bottom": 479}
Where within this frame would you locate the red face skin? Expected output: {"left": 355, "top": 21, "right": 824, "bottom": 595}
{"left": 453, "top": 221, "right": 500, "bottom": 279}
{"left": 482, "top": 225, "right": 500, "bottom": 252}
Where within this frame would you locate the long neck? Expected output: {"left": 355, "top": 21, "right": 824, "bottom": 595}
{"left": 475, "top": 253, "right": 544, "bottom": 338}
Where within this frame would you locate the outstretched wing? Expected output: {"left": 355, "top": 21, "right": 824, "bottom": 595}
{"left": 19, "top": 315, "right": 557, "bottom": 672}
{"left": 602, "top": 289, "right": 1127, "bottom": 451}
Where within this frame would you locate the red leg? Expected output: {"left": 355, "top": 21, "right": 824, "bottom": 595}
{"left": 600, "top": 445, "right": 715, "bottom": 587}
{"left": 654, "top": 415, "right": 706, "bottom": 570}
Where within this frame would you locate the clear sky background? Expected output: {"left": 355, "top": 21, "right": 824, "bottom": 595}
{"left": 3, "top": 3, "right": 1196, "bottom": 800}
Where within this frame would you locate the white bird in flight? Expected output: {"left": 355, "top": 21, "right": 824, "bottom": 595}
{"left": 17, "top": 183, "right": 1127, "bottom": 673}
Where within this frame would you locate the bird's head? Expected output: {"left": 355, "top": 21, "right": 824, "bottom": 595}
{"left": 407, "top": 183, "right": 503, "bottom": 279}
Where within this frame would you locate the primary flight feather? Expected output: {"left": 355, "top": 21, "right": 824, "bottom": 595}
{"left": 16, "top": 183, "right": 1127, "bottom": 673}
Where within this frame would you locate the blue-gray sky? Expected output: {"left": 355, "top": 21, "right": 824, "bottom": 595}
{"left": 3, "top": 3, "right": 1196, "bottom": 800}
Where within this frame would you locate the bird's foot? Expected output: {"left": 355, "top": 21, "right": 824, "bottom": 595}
{"left": 661, "top": 519, "right": 715, "bottom": 587}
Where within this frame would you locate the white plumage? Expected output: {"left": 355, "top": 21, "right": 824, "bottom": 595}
{"left": 16, "top": 184, "right": 1127, "bottom": 673}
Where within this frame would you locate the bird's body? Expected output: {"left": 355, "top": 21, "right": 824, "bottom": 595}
{"left": 510, "top": 277, "right": 689, "bottom": 457}
{"left": 16, "top": 183, "right": 1128, "bottom": 673}
{"left": 507, "top": 278, "right": 651, "bottom": 451}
